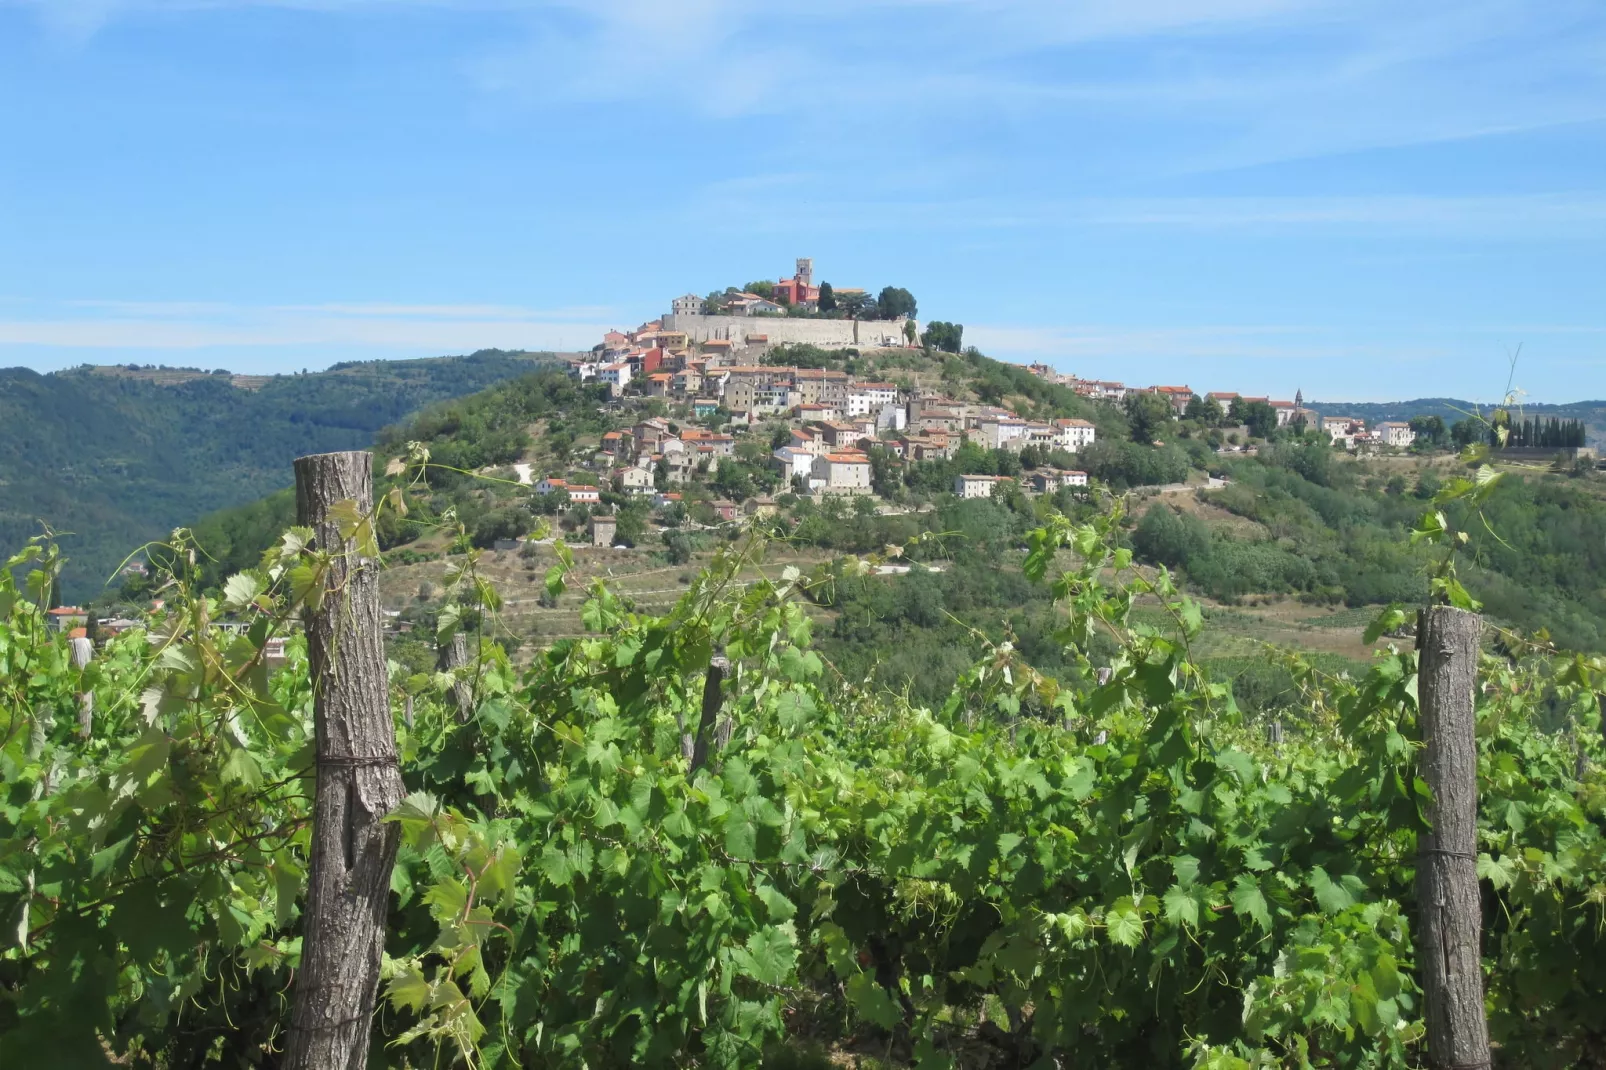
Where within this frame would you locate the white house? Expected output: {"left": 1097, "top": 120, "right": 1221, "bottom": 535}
{"left": 954, "top": 474, "right": 1014, "bottom": 499}
{"left": 846, "top": 382, "right": 899, "bottom": 417}
{"left": 535, "top": 477, "right": 570, "bottom": 496}
{"left": 1323, "top": 416, "right": 1365, "bottom": 448}
{"left": 787, "top": 426, "right": 826, "bottom": 457}
{"left": 1376, "top": 421, "right": 1416, "bottom": 448}
{"left": 1052, "top": 418, "right": 1097, "bottom": 452}
{"left": 772, "top": 446, "right": 816, "bottom": 483}
{"left": 614, "top": 466, "right": 654, "bottom": 495}
{"left": 978, "top": 417, "right": 1029, "bottom": 452}
{"left": 597, "top": 362, "right": 632, "bottom": 391}
{"left": 795, "top": 402, "right": 841, "bottom": 423}
{"left": 811, "top": 451, "right": 873, "bottom": 495}
{"left": 566, "top": 485, "right": 602, "bottom": 505}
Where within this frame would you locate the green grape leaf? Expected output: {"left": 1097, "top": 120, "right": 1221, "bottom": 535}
{"left": 1106, "top": 906, "right": 1145, "bottom": 948}
{"left": 729, "top": 923, "right": 797, "bottom": 987}
{"left": 1230, "top": 875, "right": 1271, "bottom": 931}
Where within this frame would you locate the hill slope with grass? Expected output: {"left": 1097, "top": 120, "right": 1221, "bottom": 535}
{"left": 119, "top": 343, "right": 1606, "bottom": 720}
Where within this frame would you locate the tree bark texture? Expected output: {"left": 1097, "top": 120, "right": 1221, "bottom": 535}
{"left": 1415, "top": 605, "right": 1491, "bottom": 1070}
{"left": 284, "top": 451, "right": 406, "bottom": 1070}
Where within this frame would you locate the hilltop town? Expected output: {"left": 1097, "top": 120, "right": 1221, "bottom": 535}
{"left": 495, "top": 257, "right": 1472, "bottom": 549}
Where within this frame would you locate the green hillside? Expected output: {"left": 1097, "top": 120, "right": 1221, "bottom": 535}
{"left": 0, "top": 350, "right": 564, "bottom": 599}
{"left": 1308, "top": 396, "right": 1606, "bottom": 445}
{"left": 138, "top": 345, "right": 1606, "bottom": 717}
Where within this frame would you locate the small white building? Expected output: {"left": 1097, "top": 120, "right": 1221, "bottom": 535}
{"left": 1052, "top": 418, "right": 1096, "bottom": 452}
{"left": 597, "top": 362, "right": 632, "bottom": 392}
{"left": 772, "top": 446, "right": 816, "bottom": 483}
{"left": 811, "top": 451, "right": 873, "bottom": 495}
{"left": 795, "top": 402, "right": 841, "bottom": 423}
{"left": 614, "top": 466, "right": 654, "bottom": 495}
{"left": 1029, "top": 469, "right": 1089, "bottom": 492}
{"left": 566, "top": 485, "right": 602, "bottom": 505}
{"left": 1376, "top": 421, "right": 1416, "bottom": 448}
{"left": 1323, "top": 416, "right": 1365, "bottom": 448}
{"left": 978, "top": 417, "right": 1029, "bottom": 452}
{"left": 954, "top": 474, "right": 1014, "bottom": 499}
{"left": 846, "top": 382, "right": 899, "bottom": 417}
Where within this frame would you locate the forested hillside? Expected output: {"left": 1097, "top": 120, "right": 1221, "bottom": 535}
{"left": 1309, "top": 396, "right": 1606, "bottom": 445}
{"left": 139, "top": 351, "right": 1606, "bottom": 719}
{"left": 0, "top": 350, "right": 561, "bottom": 599}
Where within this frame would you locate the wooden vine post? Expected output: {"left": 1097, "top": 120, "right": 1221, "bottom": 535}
{"left": 68, "top": 635, "right": 94, "bottom": 738}
{"left": 1415, "top": 605, "right": 1491, "bottom": 1070}
{"left": 284, "top": 451, "right": 406, "bottom": 1070}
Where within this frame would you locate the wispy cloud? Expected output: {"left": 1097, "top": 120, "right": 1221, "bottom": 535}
{"left": 0, "top": 297, "right": 620, "bottom": 351}
{"left": 10, "top": 0, "right": 1604, "bottom": 170}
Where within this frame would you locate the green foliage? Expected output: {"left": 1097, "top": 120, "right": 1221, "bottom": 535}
{"left": 6, "top": 500, "right": 1606, "bottom": 1068}
{"left": 1125, "top": 391, "right": 1177, "bottom": 443}
{"left": 1080, "top": 439, "right": 1191, "bottom": 488}
{"left": 876, "top": 286, "right": 917, "bottom": 320}
{"left": 921, "top": 321, "right": 963, "bottom": 354}
{"left": 0, "top": 352, "right": 559, "bottom": 600}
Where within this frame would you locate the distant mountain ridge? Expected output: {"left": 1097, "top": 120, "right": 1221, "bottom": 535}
{"left": 1306, "top": 397, "right": 1606, "bottom": 445}
{"left": 0, "top": 350, "right": 565, "bottom": 600}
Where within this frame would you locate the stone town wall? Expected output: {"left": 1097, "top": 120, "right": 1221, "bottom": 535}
{"left": 662, "top": 313, "right": 913, "bottom": 350}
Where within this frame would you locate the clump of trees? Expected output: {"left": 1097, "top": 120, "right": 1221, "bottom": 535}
{"left": 1490, "top": 415, "right": 1588, "bottom": 449}
{"left": 922, "top": 321, "right": 964, "bottom": 353}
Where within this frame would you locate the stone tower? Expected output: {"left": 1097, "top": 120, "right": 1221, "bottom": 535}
{"left": 795, "top": 257, "right": 814, "bottom": 288}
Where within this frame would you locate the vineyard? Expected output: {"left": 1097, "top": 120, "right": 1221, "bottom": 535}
{"left": 4, "top": 451, "right": 1606, "bottom": 1069}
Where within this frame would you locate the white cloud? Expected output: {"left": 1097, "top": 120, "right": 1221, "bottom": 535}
{"left": 11, "top": 0, "right": 1603, "bottom": 168}
{"left": 0, "top": 298, "right": 619, "bottom": 351}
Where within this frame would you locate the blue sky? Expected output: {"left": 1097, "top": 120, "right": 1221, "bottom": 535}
{"left": 2, "top": 1, "right": 1604, "bottom": 402}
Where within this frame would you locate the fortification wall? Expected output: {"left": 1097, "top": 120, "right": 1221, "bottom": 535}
{"left": 662, "top": 313, "right": 913, "bottom": 350}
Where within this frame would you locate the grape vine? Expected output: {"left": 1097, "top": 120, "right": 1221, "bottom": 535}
{"left": 3, "top": 492, "right": 1606, "bottom": 1068}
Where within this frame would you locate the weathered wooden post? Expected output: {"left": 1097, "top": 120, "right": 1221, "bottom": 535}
{"left": 1415, "top": 605, "right": 1491, "bottom": 1070}
{"left": 284, "top": 451, "right": 406, "bottom": 1070}
{"left": 436, "top": 630, "right": 474, "bottom": 723}
{"left": 687, "top": 654, "right": 729, "bottom": 774}
{"left": 68, "top": 635, "right": 94, "bottom": 738}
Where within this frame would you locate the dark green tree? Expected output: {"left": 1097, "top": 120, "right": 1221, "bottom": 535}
{"left": 838, "top": 291, "right": 871, "bottom": 319}
{"left": 876, "top": 286, "right": 917, "bottom": 320}
{"left": 1409, "top": 415, "right": 1448, "bottom": 449}
{"left": 1184, "top": 396, "right": 1225, "bottom": 426}
{"left": 1240, "top": 400, "right": 1278, "bottom": 440}
{"left": 817, "top": 282, "right": 837, "bottom": 314}
{"left": 1124, "top": 391, "right": 1176, "bottom": 444}
{"left": 922, "top": 321, "right": 964, "bottom": 353}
